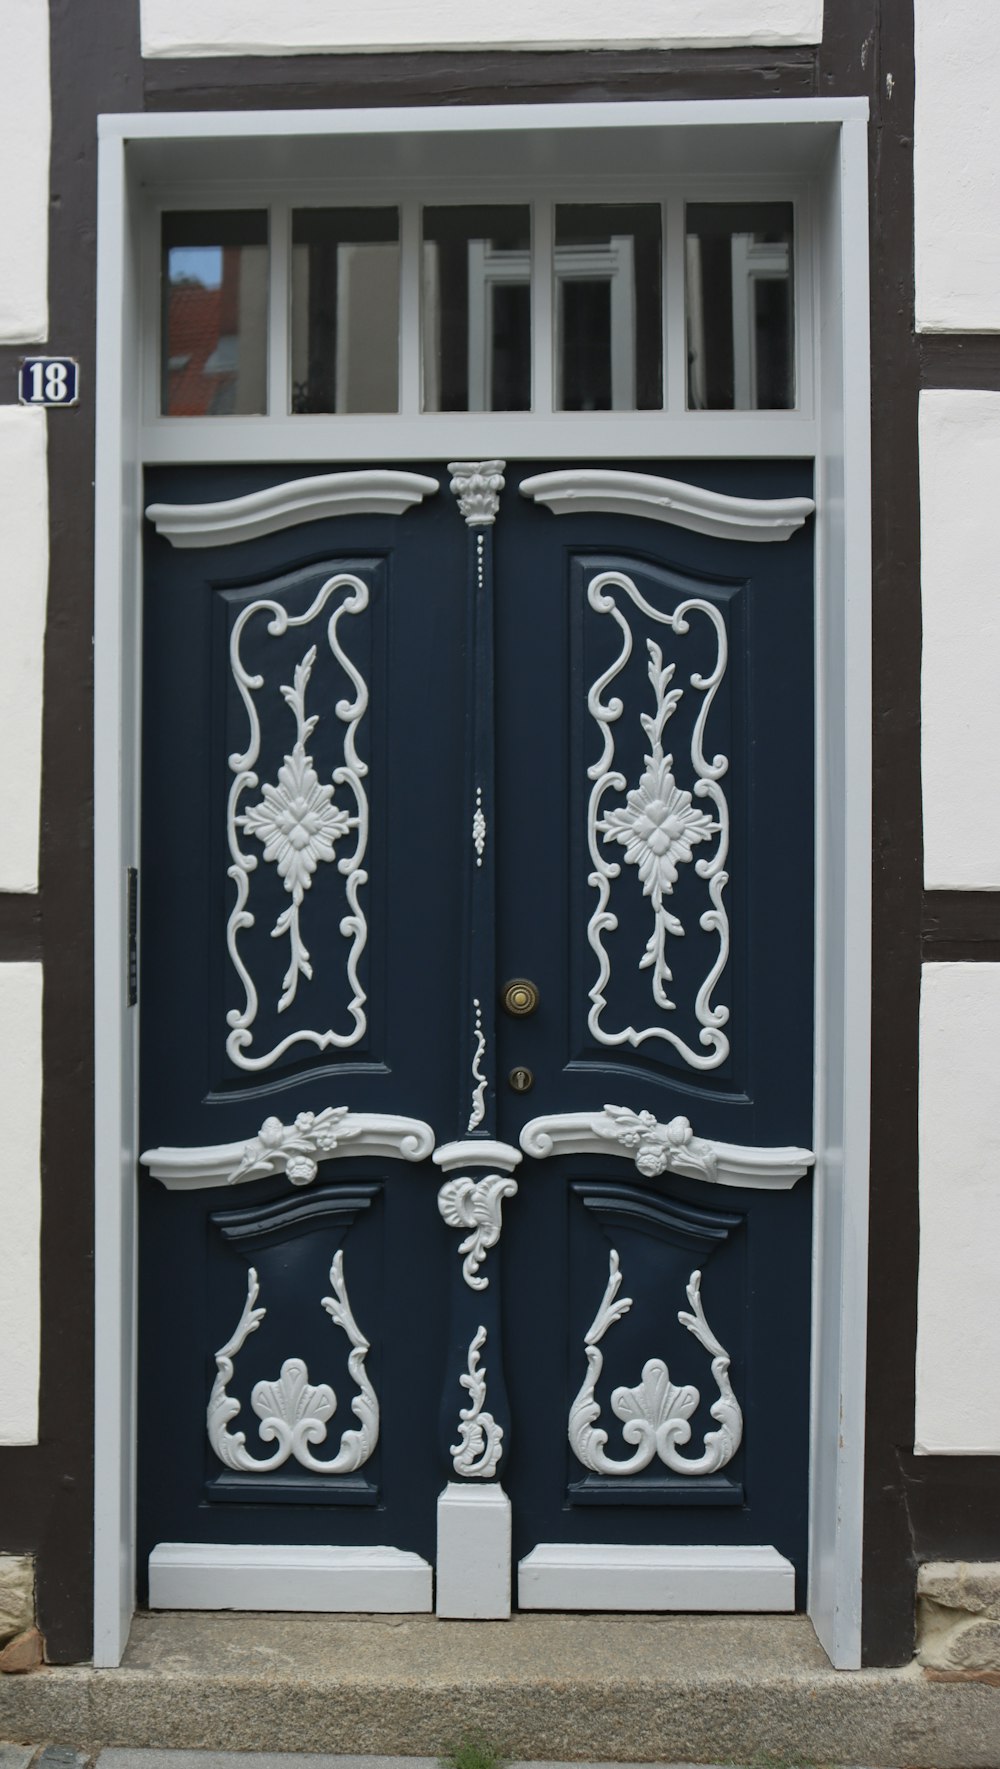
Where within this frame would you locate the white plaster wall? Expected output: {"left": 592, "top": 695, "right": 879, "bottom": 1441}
{"left": 0, "top": 0, "right": 49, "bottom": 342}
{"left": 916, "top": 965, "right": 1000, "bottom": 1454}
{"left": 0, "top": 408, "right": 48, "bottom": 895}
{"left": 140, "top": 0, "right": 823, "bottom": 56}
{"left": 914, "top": 3, "right": 1000, "bottom": 332}
{"left": 0, "top": 964, "right": 42, "bottom": 1446}
{"left": 921, "top": 391, "right": 1000, "bottom": 890}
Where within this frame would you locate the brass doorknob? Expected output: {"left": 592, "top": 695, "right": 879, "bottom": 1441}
{"left": 502, "top": 978, "right": 540, "bottom": 1017}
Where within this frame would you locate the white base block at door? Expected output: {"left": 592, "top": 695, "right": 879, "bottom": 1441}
{"left": 149, "top": 1543, "right": 433, "bottom": 1612}
{"left": 436, "top": 1482, "right": 511, "bottom": 1618}
{"left": 518, "top": 1543, "right": 795, "bottom": 1612}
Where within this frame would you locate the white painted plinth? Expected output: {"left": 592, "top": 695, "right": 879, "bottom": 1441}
{"left": 148, "top": 1543, "right": 433, "bottom": 1612}
{"left": 518, "top": 1543, "right": 795, "bottom": 1611}
{"left": 436, "top": 1482, "right": 511, "bottom": 1618}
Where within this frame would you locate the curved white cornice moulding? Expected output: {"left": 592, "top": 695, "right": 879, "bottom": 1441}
{"left": 145, "top": 470, "right": 441, "bottom": 548}
{"left": 519, "top": 1107, "right": 814, "bottom": 1191}
{"left": 433, "top": 1139, "right": 523, "bottom": 1175}
{"left": 519, "top": 470, "right": 815, "bottom": 543}
{"left": 141, "top": 1108, "right": 436, "bottom": 1191}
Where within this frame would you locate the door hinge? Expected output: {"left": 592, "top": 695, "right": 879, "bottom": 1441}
{"left": 127, "top": 866, "right": 138, "bottom": 1008}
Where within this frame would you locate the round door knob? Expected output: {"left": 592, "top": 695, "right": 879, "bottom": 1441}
{"left": 502, "top": 978, "right": 540, "bottom": 1017}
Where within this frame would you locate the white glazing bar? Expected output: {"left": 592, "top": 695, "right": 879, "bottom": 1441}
{"left": 400, "top": 197, "right": 421, "bottom": 417}
{"left": 531, "top": 198, "right": 554, "bottom": 418}
{"left": 664, "top": 194, "right": 687, "bottom": 417}
{"left": 268, "top": 200, "right": 291, "bottom": 419}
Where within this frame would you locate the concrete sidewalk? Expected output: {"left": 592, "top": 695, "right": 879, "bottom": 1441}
{"left": 0, "top": 1613, "right": 997, "bottom": 1768}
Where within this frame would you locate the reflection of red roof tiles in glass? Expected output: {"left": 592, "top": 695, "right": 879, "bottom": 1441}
{"left": 165, "top": 281, "right": 237, "bottom": 415}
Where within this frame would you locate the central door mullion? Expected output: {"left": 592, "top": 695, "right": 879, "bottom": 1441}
{"left": 448, "top": 460, "right": 505, "bottom": 1143}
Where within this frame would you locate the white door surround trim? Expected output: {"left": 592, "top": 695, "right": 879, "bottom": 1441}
{"left": 94, "top": 97, "right": 871, "bottom": 1669}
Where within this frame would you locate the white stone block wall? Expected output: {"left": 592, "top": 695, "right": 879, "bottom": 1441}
{"left": 916, "top": 966, "right": 1000, "bottom": 1455}
{"left": 915, "top": 2, "right": 1000, "bottom": 333}
{"left": 0, "top": 408, "right": 49, "bottom": 896}
{"left": 139, "top": 0, "right": 824, "bottom": 56}
{"left": 0, "top": 0, "right": 49, "bottom": 341}
{"left": 920, "top": 391, "right": 1000, "bottom": 891}
{"left": 0, "top": 1, "right": 49, "bottom": 1449}
{"left": 916, "top": 4, "right": 1000, "bottom": 1455}
{"left": 0, "top": 965, "right": 43, "bottom": 1446}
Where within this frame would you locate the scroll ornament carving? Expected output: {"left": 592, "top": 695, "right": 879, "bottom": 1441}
{"left": 587, "top": 571, "right": 730, "bottom": 1070}
{"left": 438, "top": 1172, "right": 519, "bottom": 1290}
{"left": 448, "top": 459, "right": 506, "bottom": 526}
{"left": 451, "top": 1325, "right": 504, "bottom": 1479}
{"left": 239, "top": 646, "right": 353, "bottom": 1015}
{"left": 467, "top": 998, "right": 488, "bottom": 1133}
{"left": 597, "top": 1104, "right": 717, "bottom": 1184}
{"left": 208, "top": 1249, "right": 378, "bottom": 1475}
{"left": 569, "top": 1251, "right": 743, "bottom": 1478}
{"left": 227, "top": 573, "right": 369, "bottom": 1071}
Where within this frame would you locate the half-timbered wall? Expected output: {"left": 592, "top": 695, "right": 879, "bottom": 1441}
{"left": 0, "top": 0, "right": 998, "bottom": 1666}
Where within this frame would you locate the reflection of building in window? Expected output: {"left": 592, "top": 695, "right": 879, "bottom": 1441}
{"left": 686, "top": 203, "right": 795, "bottom": 411}
{"left": 291, "top": 211, "right": 400, "bottom": 414}
{"left": 166, "top": 249, "right": 242, "bottom": 415}
{"left": 422, "top": 207, "right": 532, "bottom": 412}
{"left": 161, "top": 215, "right": 268, "bottom": 417}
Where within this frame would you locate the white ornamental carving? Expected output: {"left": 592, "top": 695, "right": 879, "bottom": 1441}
{"left": 448, "top": 459, "right": 505, "bottom": 526}
{"left": 146, "top": 469, "right": 439, "bottom": 549}
{"left": 240, "top": 647, "right": 352, "bottom": 1014}
{"left": 438, "top": 1172, "right": 519, "bottom": 1290}
{"left": 228, "top": 1107, "right": 351, "bottom": 1186}
{"left": 208, "top": 1249, "right": 378, "bottom": 1475}
{"left": 467, "top": 998, "right": 488, "bottom": 1132}
{"left": 569, "top": 1251, "right": 743, "bottom": 1479}
{"left": 518, "top": 1109, "right": 814, "bottom": 1191}
{"left": 227, "top": 574, "right": 369, "bottom": 1071}
{"left": 473, "top": 788, "right": 486, "bottom": 868}
{"left": 520, "top": 468, "right": 815, "bottom": 544}
{"left": 587, "top": 570, "right": 730, "bottom": 1070}
{"left": 596, "top": 1104, "right": 717, "bottom": 1184}
{"left": 141, "top": 1110, "right": 436, "bottom": 1191}
{"left": 451, "top": 1325, "right": 504, "bottom": 1479}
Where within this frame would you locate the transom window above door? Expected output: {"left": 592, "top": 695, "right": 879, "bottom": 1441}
{"left": 156, "top": 193, "right": 804, "bottom": 441}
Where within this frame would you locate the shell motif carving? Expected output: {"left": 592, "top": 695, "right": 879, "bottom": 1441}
{"left": 437, "top": 1172, "right": 519, "bottom": 1290}
{"left": 569, "top": 1251, "right": 743, "bottom": 1478}
{"left": 208, "top": 1249, "right": 378, "bottom": 1475}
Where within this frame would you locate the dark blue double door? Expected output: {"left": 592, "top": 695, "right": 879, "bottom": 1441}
{"left": 138, "top": 457, "right": 814, "bottom": 1607}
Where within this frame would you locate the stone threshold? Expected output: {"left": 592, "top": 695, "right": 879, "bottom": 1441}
{"left": 0, "top": 1613, "right": 998, "bottom": 1769}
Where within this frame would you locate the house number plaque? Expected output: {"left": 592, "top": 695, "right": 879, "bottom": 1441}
{"left": 18, "top": 356, "right": 80, "bottom": 407}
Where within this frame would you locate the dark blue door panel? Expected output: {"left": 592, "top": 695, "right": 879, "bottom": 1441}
{"left": 139, "top": 458, "right": 814, "bottom": 1602}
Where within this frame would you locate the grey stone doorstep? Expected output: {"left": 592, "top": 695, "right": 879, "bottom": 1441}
{"left": 4, "top": 1758, "right": 879, "bottom": 1769}
{"left": 0, "top": 1612, "right": 998, "bottom": 1769}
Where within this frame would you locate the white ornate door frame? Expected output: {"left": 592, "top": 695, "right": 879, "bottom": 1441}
{"left": 93, "top": 98, "right": 871, "bottom": 1668}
